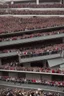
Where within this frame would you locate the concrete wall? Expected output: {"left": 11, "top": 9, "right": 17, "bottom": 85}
{"left": 0, "top": 0, "right": 60, "bottom": 3}
{"left": 26, "top": 74, "right": 51, "bottom": 80}
{"left": 41, "top": 74, "right": 51, "bottom": 80}
{"left": 9, "top": 72, "right": 18, "bottom": 77}
{"left": 23, "top": 63, "right": 31, "bottom": 67}
{"left": 0, "top": 72, "right": 2, "bottom": 76}
{"left": 26, "top": 73, "right": 41, "bottom": 80}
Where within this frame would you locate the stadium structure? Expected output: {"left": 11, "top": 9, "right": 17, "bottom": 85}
{"left": 0, "top": 0, "right": 64, "bottom": 4}
{"left": 0, "top": 0, "right": 64, "bottom": 96}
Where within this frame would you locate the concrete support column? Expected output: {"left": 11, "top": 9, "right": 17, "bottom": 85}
{"left": 62, "top": 0, "right": 63, "bottom": 4}
{"left": 61, "top": 0, "right": 63, "bottom": 4}
{"left": 43, "top": 60, "right": 47, "bottom": 68}
{"left": 36, "top": 0, "right": 39, "bottom": 5}
{"left": 0, "top": 59, "right": 1, "bottom": 65}
{"left": 18, "top": 56, "right": 21, "bottom": 63}
{"left": 63, "top": 0, "right": 64, "bottom": 4}
{"left": 60, "top": 0, "right": 62, "bottom": 4}
{"left": 18, "top": 52, "right": 21, "bottom": 63}
{"left": 0, "top": 72, "right": 2, "bottom": 76}
{"left": 62, "top": 38, "right": 64, "bottom": 43}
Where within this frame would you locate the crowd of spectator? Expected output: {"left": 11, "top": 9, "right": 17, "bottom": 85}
{"left": 0, "top": 2, "right": 64, "bottom": 96}
{"left": 1, "top": 10, "right": 64, "bottom": 15}
{"left": 0, "top": 64, "right": 64, "bottom": 74}
{"left": 0, "top": 17, "right": 64, "bottom": 34}
{"left": 0, "top": 88, "right": 60, "bottom": 96}
{"left": 0, "top": 76, "right": 64, "bottom": 87}
{"left": 0, "top": 3, "right": 64, "bottom": 95}
{"left": 0, "top": 43, "right": 63, "bottom": 58}
{"left": 19, "top": 43, "right": 63, "bottom": 58}
{"left": 0, "top": 29, "right": 64, "bottom": 42}
{"left": 0, "top": 3, "right": 64, "bottom": 8}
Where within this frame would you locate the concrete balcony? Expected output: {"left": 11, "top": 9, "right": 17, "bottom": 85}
{"left": 0, "top": 69, "right": 64, "bottom": 76}
{"left": 0, "top": 33, "right": 64, "bottom": 47}
{"left": 19, "top": 53, "right": 61, "bottom": 63}
{"left": 0, "top": 52, "right": 17, "bottom": 58}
